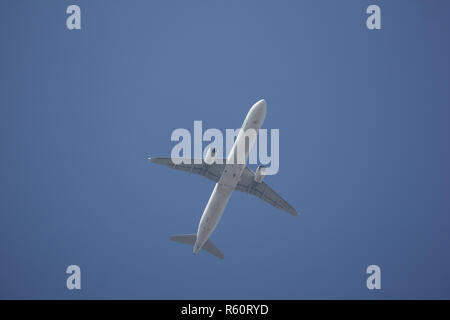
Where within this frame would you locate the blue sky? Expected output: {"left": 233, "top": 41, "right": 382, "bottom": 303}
{"left": 0, "top": 1, "right": 449, "bottom": 299}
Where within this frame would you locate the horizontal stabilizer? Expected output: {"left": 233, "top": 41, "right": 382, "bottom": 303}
{"left": 170, "top": 234, "right": 224, "bottom": 259}
{"left": 170, "top": 234, "right": 196, "bottom": 245}
{"left": 202, "top": 239, "right": 224, "bottom": 259}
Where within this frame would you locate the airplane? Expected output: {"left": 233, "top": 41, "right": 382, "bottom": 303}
{"left": 148, "top": 99, "right": 298, "bottom": 259}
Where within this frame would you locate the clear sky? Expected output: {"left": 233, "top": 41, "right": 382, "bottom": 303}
{"left": 1, "top": 1, "right": 449, "bottom": 299}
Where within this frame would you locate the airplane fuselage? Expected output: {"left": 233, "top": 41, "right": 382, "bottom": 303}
{"left": 193, "top": 100, "right": 267, "bottom": 254}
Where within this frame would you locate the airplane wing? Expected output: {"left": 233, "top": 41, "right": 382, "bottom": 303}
{"left": 235, "top": 167, "right": 298, "bottom": 216}
{"left": 148, "top": 157, "right": 225, "bottom": 183}
{"left": 149, "top": 158, "right": 298, "bottom": 216}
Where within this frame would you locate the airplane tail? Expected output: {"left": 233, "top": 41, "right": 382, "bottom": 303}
{"left": 170, "top": 234, "right": 224, "bottom": 259}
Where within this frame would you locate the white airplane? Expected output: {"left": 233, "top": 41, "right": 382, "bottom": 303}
{"left": 148, "top": 99, "right": 298, "bottom": 259}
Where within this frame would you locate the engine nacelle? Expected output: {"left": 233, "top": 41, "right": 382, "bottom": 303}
{"left": 204, "top": 147, "right": 217, "bottom": 165}
{"left": 254, "top": 165, "right": 266, "bottom": 183}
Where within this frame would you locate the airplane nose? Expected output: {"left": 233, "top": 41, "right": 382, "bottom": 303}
{"left": 250, "top": 99, "right": 267, "bottom": 115}
{"left": 250, "top": 99, "right": 267, "bottom": 120}
{"left": 255, "top": 99, "right": 266, "bottom": 110}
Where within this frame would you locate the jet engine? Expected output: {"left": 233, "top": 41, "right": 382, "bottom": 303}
{"left": 254, "top": 165, "right": 266, "bottom": 183}
{"left": 204, "top": 147, "right": 217, "bottom": 165}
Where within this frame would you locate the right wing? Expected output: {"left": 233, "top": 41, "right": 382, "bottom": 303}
{"left": 148, "top": 157, "right": 226, "bottom": 183}
{"left": 235, "top": 167, "right": 298, "bottom": 216}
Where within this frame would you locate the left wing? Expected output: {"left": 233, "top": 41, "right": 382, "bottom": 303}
{"left": 235, "top": 167, "right": 298, "bottom": 216}
{"left": 148, "top": 157, "right": 225, "bottom": 183}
